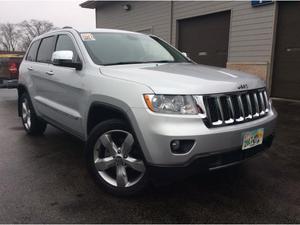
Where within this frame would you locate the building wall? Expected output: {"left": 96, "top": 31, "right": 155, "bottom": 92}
{"left": 96, "top": 1, "right": 171, "bottom": 42}
{"left": 95, "top": 1, "right": 276, "bottom": 82}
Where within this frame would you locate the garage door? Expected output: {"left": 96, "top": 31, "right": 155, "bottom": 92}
{"left": 178, "top": 11, "right": 231, "bottom": 68}
{"left": 272, "top": 2, "right": 300, "bottom": 100}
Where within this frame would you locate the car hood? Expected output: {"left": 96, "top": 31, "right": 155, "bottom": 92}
{"left": 100, "top": 63, "right": 265, "bottom": 95}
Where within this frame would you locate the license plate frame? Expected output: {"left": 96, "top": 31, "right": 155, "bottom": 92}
{"left": 242, "top": 128, "right": 264, "bottom": 150}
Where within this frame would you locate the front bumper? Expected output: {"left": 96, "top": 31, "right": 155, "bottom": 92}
{"left": 149, "top": 134, "right": 274, "bottom": 181}
{"left": 131, "top": 106, "right": 277, "bottom": 166}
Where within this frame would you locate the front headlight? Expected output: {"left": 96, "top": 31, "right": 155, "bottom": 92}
{"left": 143, "top": 94, "right": 200, "bottom": 115}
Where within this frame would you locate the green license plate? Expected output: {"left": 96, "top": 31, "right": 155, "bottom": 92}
{"left": 242, "top": 128, "right": 264, "bottom": 150}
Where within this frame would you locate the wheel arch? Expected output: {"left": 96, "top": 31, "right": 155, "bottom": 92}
{"left": 86, "top": 102, "right": 135, "bottom": 136}
{"left": 85, "top": 101, "right": 152, "bottom": 167}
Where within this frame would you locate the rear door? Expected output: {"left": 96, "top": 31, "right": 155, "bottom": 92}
{"left": 31, "top": 36, "right": 57, "bottom": 119}
{"left": 19, "top": 40, "right": 41, "bottom": 95}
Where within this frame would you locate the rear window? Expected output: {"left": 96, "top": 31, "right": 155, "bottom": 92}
{"left": 37, "top": 36, "right": 56, "bottom": 63}
{"left": 26, "top": 40, "right": 40, "bottom": 62}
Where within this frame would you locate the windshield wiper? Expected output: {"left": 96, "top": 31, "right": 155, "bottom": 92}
{"left": 103, "top": 60, "right": 177, "bottom": 66}
{"left": 103, "top": 61, "right": 149, "bottom": 66}
{"left": 145, "top": 60, "right": 176, "bottom": 63}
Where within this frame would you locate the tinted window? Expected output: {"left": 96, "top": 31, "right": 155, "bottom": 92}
{"left": 37, "top": 36, "right": 56, "bottom": 63}
{"left": 55, "top": 35, "right": 80, "bottom": 62}
{"left": 26, "top": 40, "right": 40, "bottom": 62}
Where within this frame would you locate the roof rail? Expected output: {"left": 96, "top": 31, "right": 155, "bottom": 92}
{"left": 62, "top": 26, "right": 73, "bottom": 29}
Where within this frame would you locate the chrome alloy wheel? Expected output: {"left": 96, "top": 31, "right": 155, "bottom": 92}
{"left": 21, "top": 98, "right": 31, "bottom": 130}
{"left": 93, "top": 130, "right": 146, "bottom": 188}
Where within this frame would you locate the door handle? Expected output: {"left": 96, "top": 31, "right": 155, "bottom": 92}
{"left": 45, "top": 71, "right": 54, "bottom": 76}
{"left": 27, "top": 67, "right": 33, "bottom": 71}
{"left": 198, "top": 52, "right": 207, "bottom": 56}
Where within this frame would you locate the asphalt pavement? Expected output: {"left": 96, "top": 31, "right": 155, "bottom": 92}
{"left": 0, "top": 88, "right": 299, "bottom": 223}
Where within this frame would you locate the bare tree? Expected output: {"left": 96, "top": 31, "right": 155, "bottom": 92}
{"left": 19, "top": 19, "right": 56, "bottom": 51}
{"left": 0, "top": 23, "right": 20, "bottom": 51}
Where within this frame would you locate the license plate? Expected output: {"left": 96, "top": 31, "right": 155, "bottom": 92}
{"left": 242, "top": 128, "right": 264, "bottom": 150}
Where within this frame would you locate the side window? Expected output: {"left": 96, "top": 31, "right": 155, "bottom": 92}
{"left": 26, "top": 40, "right": 40, "bottom": 62}
{"left": 37, "top": 36, "right": 56, "bottom": 63}
{"left": 55, "top": 34, "right": 80, "bottom": 63}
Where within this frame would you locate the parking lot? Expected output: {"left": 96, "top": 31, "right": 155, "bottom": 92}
{"left": 0, "top": 88, "right": 299, "bottom": 223}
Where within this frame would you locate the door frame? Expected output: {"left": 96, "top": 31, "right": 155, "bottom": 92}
{"left": 175, "top": 9, "right": 232, "bottom": 68}
{"left": 175, "top": 9, "right": 232, "bottom": 49}
{"left": 270, "top": 1, "right": 300, "bottom": 100}
{"left": 269, "top": 2, "right": 279, "bottom": 96}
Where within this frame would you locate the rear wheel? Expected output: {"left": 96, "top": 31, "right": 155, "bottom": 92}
{"left": 20, "top": 93, "right": 47, "bottom": 135}
{"left": 86, "top": 119, "right": 148, "bottom": 196}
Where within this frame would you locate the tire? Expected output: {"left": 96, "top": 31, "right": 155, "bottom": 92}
{"left": 20, "top": 92, "right": 47, "bottom": 135}
{"left": 85, "top": 119, "right": 149, "bottom": 196}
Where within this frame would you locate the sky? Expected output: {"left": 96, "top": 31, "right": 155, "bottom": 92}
{"left": 0, "top": 0, "right": 95, "bottom": 30}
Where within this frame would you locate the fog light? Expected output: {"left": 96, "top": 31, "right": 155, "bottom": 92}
{"left": 170, "top": 140, "right": 195, "bottom": 154}
{"left": 171, "top": 140, "right": 180, "bottom": 152}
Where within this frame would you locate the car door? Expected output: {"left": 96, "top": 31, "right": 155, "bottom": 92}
{"left": 31, "top": 36, "right": 57, "bottom": 119}
{"left": 39, "top": 33, "right": 85, "bottom": 137}
{"left": 19, "top": 39, "right": 41, "bottom": 103}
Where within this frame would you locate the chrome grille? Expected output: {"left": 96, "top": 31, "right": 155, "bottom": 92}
{"left": 203, "top": 89, "right": 269, "bottom": 127}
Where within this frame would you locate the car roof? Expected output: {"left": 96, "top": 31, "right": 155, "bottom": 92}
{"left": 32, "top": 28, "right": 145, "bottom": 42}
{"left": 77, "top": 28, "right": 140, "bottom": 34}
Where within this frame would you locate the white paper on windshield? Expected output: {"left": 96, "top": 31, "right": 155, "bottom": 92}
{"left": 81, "top": 33, "right": 95, "bottom": 41}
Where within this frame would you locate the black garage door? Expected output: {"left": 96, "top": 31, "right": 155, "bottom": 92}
{"left": 272, "top": 2, "right": 300, "bottom": 100}
{"left": 178, "top": 11, "right": 231, "bottom": 68}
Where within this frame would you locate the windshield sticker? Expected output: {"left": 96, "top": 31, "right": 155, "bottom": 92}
{"left": 81, "top": 33, "right": 95, "bottom": 41}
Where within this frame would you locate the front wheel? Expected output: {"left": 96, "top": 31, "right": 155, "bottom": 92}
{"left": 86, "top": 119, "right": 148, "bottom": 196}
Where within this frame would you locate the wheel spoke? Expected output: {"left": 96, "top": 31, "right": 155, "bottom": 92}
{"left": 121, "top": 133, "right": 134, "bottom": 155}
{"left": 116, "top": 165, "right": 128, "bottom": 187}
{"left": 27, "top": 116, "right": 31, "bottom": 128}
{"left": 124, "top": 157, "right": 145, "bottom": 173}
{"left": 22, "top": 102, "right": 27, "bottom": 114}
{"left": 94, "top": 130, "right": 145, "bottom": 188}
{"left": 100, "top": 134, "right": 118, "bottom": 156}
{"left": 22, "top": 103, "right": 28, "bottom": 120}
{"left": 22, "top": 111, "right": 27, "bottom": 120}
{"left": 94, "top": 156, "right": 115, "bottom": 171}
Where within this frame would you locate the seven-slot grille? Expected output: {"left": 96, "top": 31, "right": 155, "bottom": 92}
{"left": 203, "top": 89, "right": 269, "bottom": 127}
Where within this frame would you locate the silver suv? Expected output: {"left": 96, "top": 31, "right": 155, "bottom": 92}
{"left": 18, "top": 28, "right": 277, "bottom": 195}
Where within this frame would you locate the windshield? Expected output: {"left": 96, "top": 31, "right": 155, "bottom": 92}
{"left": 80, "top": 32, "right": 189, "bottom": 66}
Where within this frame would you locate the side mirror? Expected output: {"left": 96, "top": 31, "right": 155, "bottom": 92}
{"left": 51, "top": 50, "right": 82, "bottom": 70}
{"left": 182, "top": 52, "right": 188, "bottom": 57}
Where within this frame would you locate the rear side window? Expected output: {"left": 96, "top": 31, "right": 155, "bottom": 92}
{"left": 55, "top": 34, "right": 80, "bottom": 62}
{"left": 37, "top": 36, "right": 56, "bottom": 63}
{"left": 26, "top": 40, "right": 40, "bottom": 62}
